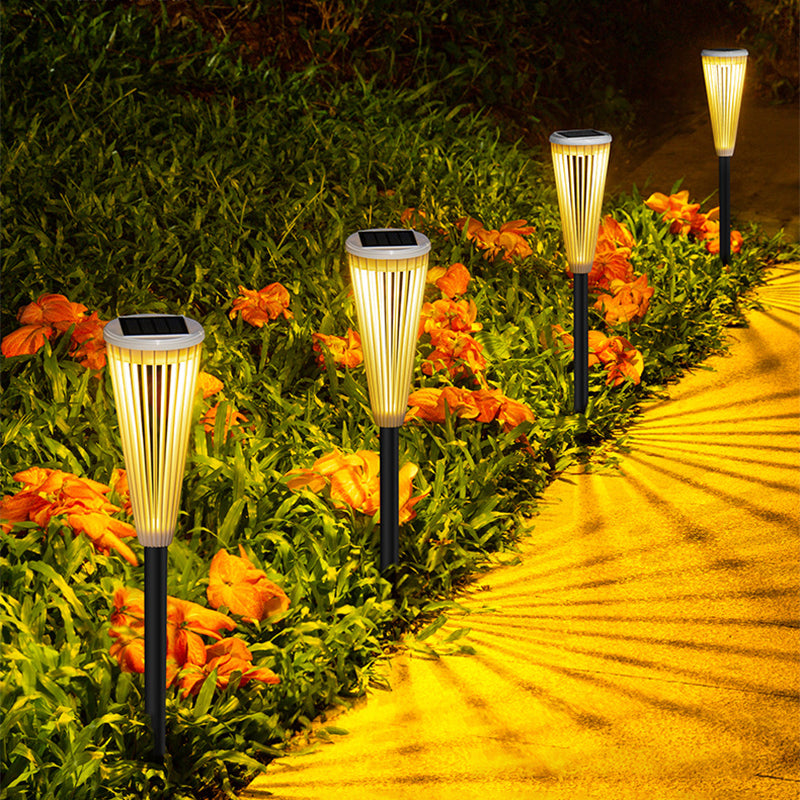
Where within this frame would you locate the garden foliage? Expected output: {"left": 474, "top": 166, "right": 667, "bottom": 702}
{"left": 0, "top": 2, "right": 792, "bottom": 798}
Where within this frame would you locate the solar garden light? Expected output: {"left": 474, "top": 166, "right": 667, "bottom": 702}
{"left": 550, "top": 129, "right": 612, "bottom": 414}
{"left": 702, "top": 48, "right": 748, "bottom": 266}
{"left": 345, "top": 229, "right": 431, "bottom": 570}
{"left": 103, "top": 314, "right": 205, "bottom": 762}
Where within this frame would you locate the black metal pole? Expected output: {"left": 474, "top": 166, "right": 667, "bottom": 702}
{"left": 719, "top": 155, "right": 731, "bottom": 266}
{"left": 144, "top": 546, "right": 167, "bottom": 762}
{"left": 573, "top": 273, "right": 589, "bottom": 414}
{"left": 379, "top": 426, "right": 400, "bottom": 569}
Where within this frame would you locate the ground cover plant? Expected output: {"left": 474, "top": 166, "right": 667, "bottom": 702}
{"left": 1, "top": 2, "right": 795, "bottom": 799}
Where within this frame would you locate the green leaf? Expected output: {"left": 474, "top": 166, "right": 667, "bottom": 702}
{"left": 415, "top": 614, "right": 448, "bottom": 641}
{"left": 218, "top": 498, "right": 246, "bottom": 546}
{"left": 194, "top": 670, "right": 218, "bottom": 718}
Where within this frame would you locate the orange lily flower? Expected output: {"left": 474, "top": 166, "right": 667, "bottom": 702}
{"left": 457, "top": 216, "right": 487, "bottom": 241}
{"left": 598, "top": 216, "right": 635, "bottom": 253}
{"left": 286, "top": 449, "right": 428, "bottom": 522}
{"left": 688, "top": 205, "right": 716, "bottom": 240}
{"left": 470, "top": 388, "right": 507, "bottom": 423}
{"left": 406, "top": 386, "right": 533, "bottom": 433}
{"left": 645, "top": 190, "right": 704, "bottom": 235}
{"left": 109, "top": 468, "right": 133, "bottom": 516}
{"left": 109, "top": 587, "right": 146, "bottom": 674}
{"left": 404, "top": 388, "right": 448, "bottom": 423}
{"left": 493, "top": 220, "right": 535, "bottom": 262}
{"left": 419, "top": 298, "right": 482, "bottom": 337}
{"left": 108, "top": 587, "right": 238, "bottom": 686}
{"left": 68, "top": 312, "right": 107, "bottom": 370}
{"left": 434, "top": 385, "right": 487, "bottom": 421}
{"left": 197, "top": 372, "right": 224, "bottom": 399}
{"left": 2, "top": 293, "right": 89, "bottom": 358}
{"left": 109, "top": 630, "right": 145, "bottom": 674}
{"left": 1, "top": 324, "right": 55, "bottom": 358}
{"left": 400, "top": 207, "right": 428, "bottom": 228}
{"left": 202, "top": 402, "right": 248, "bottom": 438}
{"left": 67, "top": 512, "right": 138, "bottom": 565}
{"left": 404, "top": 386, "right": 489, "bottom": 423}
{"left": 207, "top": 546, "right": 290, "bottom": 624}
{"left": 167, "top": 596, "right": 237, "bottom": 670}
{"left": 590, "top": 332, "right": 644, "bottom": 386}
{"left": 397, "top": 462, "right": 430, "bottom": 523}
{"left": 495, "top": 396, "right": 535, "bottom": 432}
{"left": 327, "top": 450, "right": 381, "bottom": 516}
{"left": 1, "top": 467, "right": 138, "bottom": 565}
{"left": 111, "top": 586, "right": 145, "bottom": 628}
{"left": 229, "top": 283, "right": 292, "bottom": 327}
{"left": 434, "top": 262, "right": 471, "bottom": 298}
{"left": 0, "top": 490, "right": 51, "bottom": 528}
{"left": 645, "top": 192, "right": 743, "bottom": 254}
{"left": 422, "top": 329, "right": 487, "bottom": 379}
{"left": 177, "top": 637, "right": 280, "bottom": 698}
{"left": 588, "top": 250, "right": 635, "bottom": 290}
{"left": 699, "top": 215, "right": 743, "bottom": 255}
{"left": 552, "top": 326, "right": 644, "bottom": 387}
{"left": 18, "top": 294, "right": 88, "bottom": 332}
{"left": 15, "top": 466, "right": 109, "bottom": 498}
{"left": 593, "top": 274, "right": 655, "bottom": 325}
{"left": 456, "top": 217, "right": 534, "bottom": 263}
{"left": 312, "top": 329, "right": 363, "bottom": 368}
{"left": 585, "top": 216, "right": 636, "bottom": 289}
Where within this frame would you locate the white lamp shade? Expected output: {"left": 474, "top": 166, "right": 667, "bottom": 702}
{"left": 346, "top": 229, "right": 430, "bottom": 427}
{"left": 550, "top": 130, "right": 612, "bottom": 274}
{"left": 103, "top": 315, "right": 204, "bottom": 547}
{"left": 702, "top": 49, "right": 748, "bottom": 156}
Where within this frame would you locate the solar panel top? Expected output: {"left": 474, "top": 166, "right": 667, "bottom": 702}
{"left": 358, "top": 230, "right": 418, "bottom": 248}
{"left": 549, "top": 129, "right": 612, "bottom": 147}
{"left": 345, "top": 228, "right": 431, "bottom": 261}
{"left": 119, "top": 315, "right": 189, "bottom": 337}
{"left": 103, "top": 314, "right": 205, "bottom": 351}
{"left": 559, "top": 129, "right": 606, "bottom": 138}
{"left": 701, "top": 47, "right": 748, "bottom": 60}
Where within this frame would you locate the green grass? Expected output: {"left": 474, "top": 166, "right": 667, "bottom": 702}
{"left": 1, "top": 2, "right": 796, "bottom": 799}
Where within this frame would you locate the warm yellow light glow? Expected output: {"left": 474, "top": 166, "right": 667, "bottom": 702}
{"left": 702, "top": 49, "right": 748, "bottom": 157}
{"left": 347, "top": 234, "right": 429, "bottom": 427}
{"left": 550, "top": 130, "right": 612, "bottom": 274}
{"left": 105, "top": 332, "right": 202, "bottom": 547}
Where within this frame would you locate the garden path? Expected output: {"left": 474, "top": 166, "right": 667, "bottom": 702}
{"left": 242, "top": 264, "right": 799, "bottom": 800}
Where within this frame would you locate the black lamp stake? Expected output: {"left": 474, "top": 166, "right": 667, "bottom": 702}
{"left": 719, "top": 155, "right": 731, "bottom": 266}
{"left": 379, "top": 426, "right": 400, "bottom": 569}
{"left": 144, "top": 547, "right": 168, "bottom": 761}
{"left": 573, "top": 273, "right": 589, "bottom": 414}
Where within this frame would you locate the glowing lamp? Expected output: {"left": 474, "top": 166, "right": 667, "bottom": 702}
{"left": 550, "top": 129, "right": 612, "bottom": 414}
{"left": 103, "top": 313, "right": 204, "bottom": 762}
{"left": 702, "top": 48, "right": 748, "bottom": 265}
{"left": 345, "top": 229, "right": 430, "bottom": 568}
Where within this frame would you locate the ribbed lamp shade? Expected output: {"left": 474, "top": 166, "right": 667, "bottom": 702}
{"left": 103, "top": 315, "right": 204, "bottom": 547}
{"left": 702, "top": 49, "right": 748, "bottom": 157}
{"left": 550, "top": 130, "right": 612, "bottom": 274}
{"left": 346, "top": 229, "right": 431, "bottom": 427}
